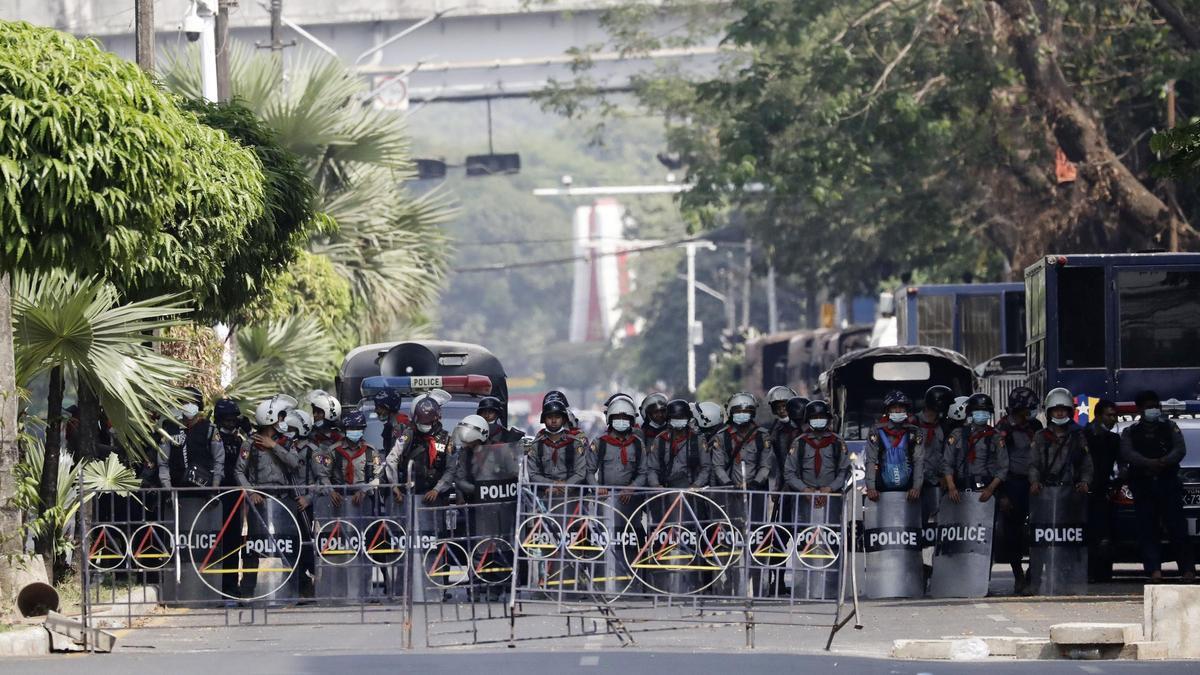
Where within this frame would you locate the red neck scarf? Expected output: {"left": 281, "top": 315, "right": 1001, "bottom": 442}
{"left": 336, "top": 442, "right": 367, "bottom": 483}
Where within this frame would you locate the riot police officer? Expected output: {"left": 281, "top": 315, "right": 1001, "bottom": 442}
{"left": 1029, "top": 388, "right": 1093, "bottom": 496}
{"left": 943, "top": 393, "right": 1008, "bottom": 506}
{"left": 450, "top": 414, "right": 517, "bottom": 600}
{"left": 314, "top": 410, "right": 381, "bottom": 507}
{"left": 865, "top": 391, "right": 924, "bottom": 503}
{"left": 995, "top": 387, "right": 1042, "bottom": 592}
{"left": 711, "top": 392, "right": 773, "bottom": 491}
{"left": 592, "top": 396, "right": 649, "bottom": 490}
{"left": 1082, "top": 399, "right": 1120, "bottom": 581}
{"left": 771, "top": 396, "right": 809, "bottom": 490}
{"left": 648, "top": 399, "right": 710, "bottom": 489}
{"left": 946, "top": 396, "right": 970, "bottom": 434}
{"left": 526, "top": 398, "right": 588, "bottom": 493}
{"left": 306, "top": 390, "right": 342, "bottom": 450}
{"left": 765, "top": 385, "right": 798, "bottom": 435}
{"left": 386, "top": 396, "right": 453, "bottom": 508}
{"left": 694, "top": 401, "right": 726, "bottom": 444}
{"left": 639, "top": 393, "right": 669, "bottom": 446}
{"left": 783, "top": 400, "right": 850, "bottom": 497}
{"left": 476, "top": 396, "right": 524, "bottom": 443}
{"left": 1120, "top": 391, "right": 1196, "bottom": 582}
{"left": 212, "top": 398, "right": 247, "bottom": 597}
{"left": 158, "top": 389, "right": 224, "bottom": 490}
{"left": 374, "top": 390, "right": 409, "bottom": 457}
{"left": 284, "top": 409, "right": 320, "bottom": 598}
{"left": 914, "top": 386, "right": 951, "bottom": 579}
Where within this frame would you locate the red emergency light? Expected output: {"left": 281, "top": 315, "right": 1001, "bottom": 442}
{"left": 361, "top": 375, "right": 493, "bottom": 397}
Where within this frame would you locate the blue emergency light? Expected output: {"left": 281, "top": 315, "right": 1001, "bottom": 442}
{"left": 360, "top": 375, "right": 492, "bottom": 398}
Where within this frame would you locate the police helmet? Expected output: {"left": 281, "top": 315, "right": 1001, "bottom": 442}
{"left": 883, "top": 390, "right": 913, "bottom": 411}
{"left": 695, "top": 401, "right": 725, "bottom": 429}
{"left": 1006, "top": 386, "right": 1039, "bottom": 413}
{"left": 805, "top": 400, "right": 832, "bottom": 420}
{"left": 413, "top": 397, "right": 442, "bottom": 426}
{"left": 785, "top": 397, "right": 810, "bottom": 423}
{"left": 1044, "top": 387, "right": 1074, "bottom": 412}
{"left": 541, "top": 399, "right": 569, "bottom": 423}
{"left": 543, "top": 390, "right": 569, "bottom": 407}
{"left": 254, "top": 394, "right": 297, "bottom": 427}
{"left": 307, "top": 389, "right": 342, "bottom": 421}
{"left": 340, "top": 410, "right": 368, "bottom": 430}
{"left": 285, "top": 409, "right": 314, "bottom": 437}
{"left": 766, "top": 385, "right": 797, "bottom": 404}
{"left": 726, "top": 391, "right": 758, "bottom": 415}
{"left": 567, "top": 408, "right": 580, "bottom": 429}
{"left": 923, "top": 386, "right": 954, "bottom": 415}
{"left": 454, "top": 414, "right": 489, "bottom": 446}
{"left": 947, "top": 396, "right": 970, "bottom": 422}
{"left": 213, "top": 398, "right": 240, "bottom": 422}
{"left": 606, "top": 397, "right": 637, "bottom": 424}
{"left": 966, "top": 393, "right": 995, "bottom": 414}
{"left": 640, "top": 393, "right": 669, "bottom": 419}
{"left": 373, "top": 389, "right": 402, "bottom": 412}
{"left": 666, "top": 398, "right": 693, "bottom": 420}
{"left": 476, "top": 396, "right": 505, "bottom": 416}
{"left": 183, "top": 386, "right": 204, "bottom": 406}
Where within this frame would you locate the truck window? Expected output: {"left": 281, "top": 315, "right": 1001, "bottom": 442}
{"left": 917, "top": 295, "right": 953, "bottom": 350}
{"left": 961, "top": 294, "right": 1001, "bottom": 365}
{"left": 1118, "top": 270, "right": 1200, "bottom": 368}
{"left": 1004, "top": 291, "right": 1026, "bottom": 354}
{"left": 1057, "top": 267, "right": 1105, "bottom": 368}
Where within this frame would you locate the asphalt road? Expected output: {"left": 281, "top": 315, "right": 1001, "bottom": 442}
{"left": 5, "top": 649, "right": 1190, "bottom": 674}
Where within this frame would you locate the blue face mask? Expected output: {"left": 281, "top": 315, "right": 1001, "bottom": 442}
{"left": 1143, "top": 408, "right": 1162, "bottom": 422}
{"left": 731, "top": 412, "right": 752, "bottom": 425}
{"left": 809, "top": 418, "right": 829, "bottom": 431}
{"left": 971, "top": 411, "right": 992, "bottom": 426}
{"left": 611, "top": 419, "right": 631, "bottom": 433}
{"left": 346, "top": 430, "right": 364, "bottom": 442}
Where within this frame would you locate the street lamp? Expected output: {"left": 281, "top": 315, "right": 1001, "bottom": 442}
{"left": 183, "top": 1, "right": 218, "bottom": 102}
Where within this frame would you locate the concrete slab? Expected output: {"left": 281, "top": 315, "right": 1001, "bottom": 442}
{"left": 1144, "top": 585, "right": 1200, "bottom": 658}
{"left": 0, "top": 627, "right": 50, "bottom": 657}
{"left": 1048, "top": 622, "right": 1142, "bottom": 645}
{"left": 1013, "top": 639, "right": 1057, "bottom": 660}
{"left": 892, "top": 639, "right": 953, "bottom": 660}
{"left": 1119, "top": 641, "right": 1168, "bottom": 661}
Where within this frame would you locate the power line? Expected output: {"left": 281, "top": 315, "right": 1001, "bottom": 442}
{"left": 454, "top": 235, "right": 646, "bottom": 247}
{"left": 451, "top": 235, "right": 739, "bottom": 273}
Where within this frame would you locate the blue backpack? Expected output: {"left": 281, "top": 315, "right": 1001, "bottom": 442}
{"left": 879, "top": 430, "right": 913, "bottom": 490}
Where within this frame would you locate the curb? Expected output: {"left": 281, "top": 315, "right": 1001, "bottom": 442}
{"left": 0, "top": 626, "right": 51, "bottom": 657}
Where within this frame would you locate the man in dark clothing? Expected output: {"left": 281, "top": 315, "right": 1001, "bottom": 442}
{"left": 1119, "top": 390, "right": 1196, "bottom": 582}
{"left": 995, "top": 387, "right": 1042, "bottom": 594}
{"left": 1082, "top": 399, "right": 1120, "bottom": 582}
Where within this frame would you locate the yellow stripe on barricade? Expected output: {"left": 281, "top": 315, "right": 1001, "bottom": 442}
{"left": 200, "top": 568, "right": 294, "bottom": 574}
{"left": 631, "top": 563, "right": 724, "bottom": 571}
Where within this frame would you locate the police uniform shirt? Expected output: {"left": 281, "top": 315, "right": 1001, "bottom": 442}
{"left": 784, "top": 430, "right": 850, "bottom": 490}
{"left": 944, "top": 423, "right": 1009, "bottom": 487}
{"left": 235, "top": 432, "right": 301, "bottom": 487}
{"left": 1028, "top": 423, "right": 1094, "bottom": 486}
{"left": 1119, "top": 419, "right": 1187, "bottom": 476}
{"left": 864, "top": 422, "right": 925, "bottom": 491}
{"left": 315, "top": 438, "right": 382, "bottom": 495}
{"left": 710, "top": 424, "right": 774, "bottom": 488}
{"left": 648, "top": 428, "right": 711, "bottom": 489}
{"left": 311, "top": 424, "right": 344, "bottom": 452}
{"left": 157, "top": 419, "right": 225, "bottom": 489}
{"left": 386, "top": 426, "right": 451, "bottom": 492}
{"left": 914, "top": 417, "right": 946, "bottom": 484}
{"left": 591, "top": 432, "right": 649, "bottom": 487}
{"left": 995, "top": 415, "right": 1043, "bottom": 479}
{"left": 527, "top": 429, "right": 588, "bottom": 484}
{"left": 770, "top": 421, "right": 804, "bottom": 485}
{"left": 290, "top": 438, "right": 322, "bottom": 496}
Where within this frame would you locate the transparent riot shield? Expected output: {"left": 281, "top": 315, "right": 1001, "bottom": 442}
{"left": 862, "top": 491, "right": 923, "bottom": 599}
{"left": 1028, "top": 484, "right": 1088, "bottom": 596}
{"left": 313, "top": 489, "right": 374, "bottom": 603}
{"left": 929, "top": 491, "right": 996, "bottom": 599}
{"left": 161, "top": 492, "right": 222, "bottom": 605}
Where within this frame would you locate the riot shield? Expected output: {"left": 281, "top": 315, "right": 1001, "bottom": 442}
{"left": 313, "top": 492, "right": 372, "bottom": 603}
{"left": 243, "top": 493, "right": 303, "bottom": 604}
{"left": 929, "top": 492, "right": 996, "bottom": 598}
{"left": 462, "top": 443, "right": 521, "bottom": 597}
{"left": 1028, "top": 484, "right": 1087, "bottom": 596}
{"left": 162, "top": 493, "right": 221, "bottom": 605}
{"left": 862, "top": 491, "right": 923, "bottom": 599}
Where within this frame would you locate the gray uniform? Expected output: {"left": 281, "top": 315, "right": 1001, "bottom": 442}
{"left": 914, "top": 420, "right": 946, "bottom": 485}
{"left": 526, "top": 430, "right": 589, "bottom": 484}
{"left": 709, "top": 425, "right": 774, "bottom": 488}
{"left": 591, "top": 433, "right": 649, "bottom": 487}
{"left": 944, "top": 424, "right": 1009, "bottom": 488}
{"left": 235, "top": 433, "right": 302, "bottom": 487}
{"left": 314, "top": 439, "right": 382, "bottom": 495}
{"left": 157, "top": 420, "right": 225, "bottom": 489}
{"left": 1029, "top": 424, "right": 1094, "bottom": 486}
{"left": 647, "top": 429, "right": 710, "bottom": 488}
{"left": 996, "top": 417, "right": 1042, "bottom": 479}
{"left": 784, "top": 431, "right": 850, "bottom": 490}
{"left": 864, "top": 422, "right": 925, "bottom": 492}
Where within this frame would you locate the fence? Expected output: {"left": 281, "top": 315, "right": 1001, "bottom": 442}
{"left": 77, "top": 446, "right": 862, "bottom": 650}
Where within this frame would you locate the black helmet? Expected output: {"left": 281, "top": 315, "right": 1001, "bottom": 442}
{"left": 923, "top": 386, "right": 953, "bottom": 415}
{"left": 1006, "top": 386, "right": 1039, "bottom": 413}
{"left": 340, "top": 410, "right": 367, "bottom": 430}
{"left": 542, "top": 390, "right": 569, "bottom": 407}
{"left": 966, "top": 393, "right": 995, "bottom": 414}
{"left": 373, "top": 389, "right": 401, "bottom": 412}
{"left": 785, "top": 397, "right": 810, "bottom": 423}
{"left": 666, "top": 399, "right": 693, "bottom": 420}
{"left": 214, "top": 398, "right": 240, "bottom": 422}
{"left": 476, "top": 396, "right": 505, "bottom": 416}
{"left": 805, "top": 400, "right": 832, "bottom": 419}
{"left": 883, "top": 390, "right": 912, "bottom": 411}
{"left": 183, "top": 386, "right": 204, "bottom": 406}
{"left": 413, "top": 397, "right": 442, "bottom": 425}
{"left": 541, "top": 399, "right": 569, "bottom": 423}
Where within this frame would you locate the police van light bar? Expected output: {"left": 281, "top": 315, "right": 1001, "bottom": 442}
{"left": 361, "top": 375, "right": 492, "bottom": 397}
{"left": 1112, "top": 398, "right": 1200, "bottom": 415}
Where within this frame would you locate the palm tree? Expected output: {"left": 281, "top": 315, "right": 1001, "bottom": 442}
{"left": 164, "top": 45, "right": 454, "bottom": 341}
{"left": 11, "top": 270, "right": 192, "bottom": 573}
{"left": 224, "top": 314, "right": 337, "bottom": 408}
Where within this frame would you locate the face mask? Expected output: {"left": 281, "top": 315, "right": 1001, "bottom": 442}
{"left": 645, "top": 419, "right": 663, "bottom": 429}
{"left": 181, "top": 403, "right": 199, "bottom": 419}
{"left": 1143, "top": 408, "right": 1162, "bottom": 422}
{"left": 611, "top": 419, "right": 632, "bottom": 433}
{"left": 777, "top": 415, "right": 789, "bottom": 424}
{"left": 809, "top": 418, "right": 829, "bottom": 431}
{"left": 416, "top": 423, "right": 432, "bottom": 434}
{"left": 732, "top": 413, "right": 751, "bottom": 425}
{"left": 971, "top": 411, "right": 992, "bottom": 426}
{"left": 887, "top": 412, "right": 907, "bottom": 424}
{"left": 220, "top": 424, "right": 236, "bottom": 434}
{"left": 346, "top": 430, "right": 364, "bottom": 442}
{"left": 284, "top": 431, "right": 297, "bottom": 439}
{"left": 275, "top": 421, "right": 289, "bottom": 434}
{"left": 669, "top": 418, "right": 689, "bottom": 430}
{"left": 1050, "top": 416, "right": 1070, "bottom": 426}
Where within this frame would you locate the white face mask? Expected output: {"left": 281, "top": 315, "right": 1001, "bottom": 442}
{"left": 181, "top": 403, "right": 200, "bottom": 420}
{"left": 731, "top": 412, "right": 752, "bottom": 425}
{"left": 346, "top": 430, "right": 364, "bottom": 442}
{"left": 275, "top": 421, "right": 289, "bottom": 434}
{"left": 1143, "top": 408, "right": 1162, "bottom": 422}
{"left": 284, "top": 431, "right": 297, "bottom": 439}
{"left": 777, "top": 415, "right": 789, "bottom": 423}
{"left": 809, "top": 418, "right": 829, "bottom": 431}
{"left": 669, "top": 418, "right": 689, "bottom": 430}
{"left": 611, "top": 419, "right": 632, "bottom": 432}
{"left": 971, "top": 411, "right": 992, "bottom": 426}
{"left": 1050, "top": 416, "right": 1070, "bottom": 426}
{"left": 416, "top": 423, "right": 432, "bottom": 434}
{"left": 887, "top": 412, "right": 908, "bottom": 424}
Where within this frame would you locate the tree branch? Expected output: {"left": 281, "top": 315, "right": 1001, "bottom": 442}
{"left": 1148, "top": 0, "right": 1200, "bottom": 50}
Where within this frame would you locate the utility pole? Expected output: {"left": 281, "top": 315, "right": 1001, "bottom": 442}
{"left": 740, "top": 239, "right": 752, "bottom": 331}
{"left": 135, "top": 0, "right": 154, "bottom": 72}
{"left": 215, "top": 1, "right": 233, "bottom": 102}
{"left": 1167, "top": 79, "right": 1180, "bottom": 253}
{"left": 684, "top": 241, "right": 717, "bottom": 392}
{"left": 258, "top": 0, "right": 295, "bottom": 52}
{"left": 766, "top": 263, "right": 778, "bottom": 334}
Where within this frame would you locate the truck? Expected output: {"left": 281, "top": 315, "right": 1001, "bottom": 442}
{"left": 893, "top": 282, "right": 1026, "bottom": 368}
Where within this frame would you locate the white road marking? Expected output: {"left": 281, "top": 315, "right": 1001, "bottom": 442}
{"left": 1078, "top": 666, "right": 1103, "bottom": 674}
{"left": 1006, "top": 626, "right": 1029, "bottom": 634}
{"left": 580, "top": 655, "right": 600, "bottom": 666}
{"left": 974, "top": 602, "right": 990, "bottom": 609}
{"left": 986, "top": 613, "right": 1010, "bottom": 622}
